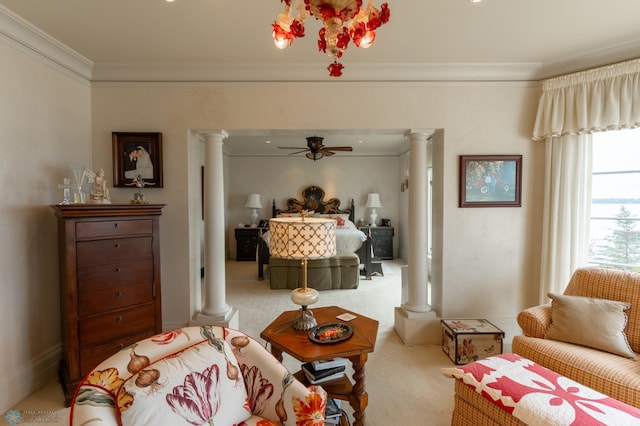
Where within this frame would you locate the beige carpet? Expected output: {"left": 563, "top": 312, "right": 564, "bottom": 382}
{"left": 12, "top": 259, "right": 456, "bottom": 425}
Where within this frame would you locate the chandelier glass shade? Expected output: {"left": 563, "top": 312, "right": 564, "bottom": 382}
{"left": 273, "top": 0, "right": 391, "bottom": 77}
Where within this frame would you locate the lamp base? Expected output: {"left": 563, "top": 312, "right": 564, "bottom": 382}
{"left": 292, "top": 306, "right": 317, "bottom": 330}
{"left": 369, "top": 208, "right": 378, "bottom": 227}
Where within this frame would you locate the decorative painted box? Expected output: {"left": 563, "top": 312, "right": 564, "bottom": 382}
{"left": 441, "top": 319, "right": 505, "bottom": 365}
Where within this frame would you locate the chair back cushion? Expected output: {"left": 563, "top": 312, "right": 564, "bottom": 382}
{"left": 564, "top": 266, "right": 640, "bottom": 353}
{"left": 118, "top": 338, "right": 250, "bottom": 425}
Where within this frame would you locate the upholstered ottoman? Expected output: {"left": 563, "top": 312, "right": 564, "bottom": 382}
{"left": 444, "top": 353, "right": 640, "bottom": 425}
{"left": 269, "top": 252, "right": 359, "bottom": 290}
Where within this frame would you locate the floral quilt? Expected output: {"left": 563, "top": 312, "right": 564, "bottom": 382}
{"left": 443, "top": 353, "right": 640, "bottom": 425}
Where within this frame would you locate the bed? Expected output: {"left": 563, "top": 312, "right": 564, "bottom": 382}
{"left": 257, "top": 186, "right": 374, "bottom": 285}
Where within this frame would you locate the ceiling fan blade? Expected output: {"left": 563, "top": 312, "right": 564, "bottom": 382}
{"left": 287, "top": 149, "right": 309, "bottom": 155}
{"left": 320, "top": 149, "right": 335, "bottom": 156}
{"left": 324, "top": 146, "right": 353, "bottom": 152}
{"left": 278, "top": 146, "right": 307, "bottom": 149}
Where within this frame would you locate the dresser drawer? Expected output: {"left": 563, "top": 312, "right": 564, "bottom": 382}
{"left": 79, "top": 304, "right": 156, "bottom": 347}
{"left": 78, "top": 259, "right": 153, "bottom": 289}
{"left": 79, "top": 282, "right": 154, "bottom": 316}
{"left": 80, "top": 330, "right": 155, "bottom": 375}
{"left": 76, "top": 219, "right": 152, "bottom": 239}
{"left": 77, "top": 237, "right": 152, "bottom": 266}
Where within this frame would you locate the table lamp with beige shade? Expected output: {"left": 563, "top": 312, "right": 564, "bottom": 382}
{"left": 269, "top": 214, "right": 337, "bottom": 330}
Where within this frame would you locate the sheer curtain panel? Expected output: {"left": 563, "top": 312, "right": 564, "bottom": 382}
{"left": 533, "top": 58, "right": 640, "bottom": 301}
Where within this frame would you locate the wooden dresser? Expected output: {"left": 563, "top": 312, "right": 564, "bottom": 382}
{"left": 52, "top": 204, "right": 164, "bottom": 405}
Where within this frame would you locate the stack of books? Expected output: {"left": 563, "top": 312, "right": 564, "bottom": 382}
{"left": 324, "top": 397, "right": 342, "bottom": 425}
{"left": 301, "top": 358, "right": 347, "bottom": 384}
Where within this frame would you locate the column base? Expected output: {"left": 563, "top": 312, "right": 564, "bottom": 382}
{"left": 190, "top": 306, "right": 239, "bottom": 329}
{"left": 394, "top": 307, "right": 441, "bottom": 346}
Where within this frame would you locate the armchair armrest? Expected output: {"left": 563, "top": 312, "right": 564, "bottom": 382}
{"left": 226, "top": 330, "right": 326, "bottom": 426}
{"left": 517, "top": 304, "right": 552, "bottom": 338}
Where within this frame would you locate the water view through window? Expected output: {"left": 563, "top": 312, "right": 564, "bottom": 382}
{"left": 589, "top": 128, "right": 640, "bottom": 271}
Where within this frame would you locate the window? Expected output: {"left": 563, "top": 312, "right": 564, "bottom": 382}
{"left": 589, "top": 128, "right": 640, "bottom": 271}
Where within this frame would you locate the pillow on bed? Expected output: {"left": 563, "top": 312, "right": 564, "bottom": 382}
{"left": 314, "top": 214, "right": 355, "bottom": 229}
{"left": 544, "top": 293, "right": 636, "bottom": 359}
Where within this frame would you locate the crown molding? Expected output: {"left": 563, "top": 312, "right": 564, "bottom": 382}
{"left": 539, "top": 39, "right": 640, "bottom": 79}
{"left": 0, "top": 4, "right": 93, "bottom": 82}
{"left": 2, "top": 3, "right": 638, "bottom": 85}
{"left": 90, "top": 62, "right": 544, "bottom": 83}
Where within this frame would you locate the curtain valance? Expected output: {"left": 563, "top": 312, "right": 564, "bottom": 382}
{"left": 532, "top": 58, "right": 640, "bottom": 141}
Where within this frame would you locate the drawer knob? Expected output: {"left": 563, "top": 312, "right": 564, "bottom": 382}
{"left": 116, "top": 315, "right": 123, "bottom": 322}
{"left": 115, "top": 243, "right": 120, "bottom": 248}
{"left": 115, "top": 267, "right": 121, "bottom": 273}
{"left": 114, "top": 223, "right": 119, "bottom": 228}
{"left": 116, "top": 291, "right": 123, "bottom": 297}
{"left": 117, "top": 343, "right": 124, "bottom": 349}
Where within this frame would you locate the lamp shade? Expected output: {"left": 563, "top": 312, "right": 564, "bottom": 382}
{"left": 269, "top": 217, "right": 337, "bottom": 260}
{"left": 365, "top": 193, "right": 382, "bottom": 208}
{"left": 244, "top": 193, "right": 263, "bottom": 209}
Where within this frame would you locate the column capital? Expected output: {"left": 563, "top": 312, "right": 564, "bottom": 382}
{"left": 404, "top": 129, "right": 434, "bottom": 142}
{"left": 198, "top": 130, "right": 229, "bottom": 143}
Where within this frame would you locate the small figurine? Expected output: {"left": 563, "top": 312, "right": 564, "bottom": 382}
{"left": 86, "top": 168, "right": 111, "bottom": 204}
{"left": 127, "top": 174, "right": 149, "bottom": 204}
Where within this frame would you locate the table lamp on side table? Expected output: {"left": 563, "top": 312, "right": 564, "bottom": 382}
{"left": 269, "top": 215, "right": 337, "bottom": 330}
{"left": 366, "top": 193, "right": 382, "bottom": 227}
{"left": 245, "top": 193, "right": 263, "bottom": 227}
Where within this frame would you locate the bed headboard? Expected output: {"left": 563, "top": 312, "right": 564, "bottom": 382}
{"left": 271, "top": 185, "right": 355, "bottom": 222}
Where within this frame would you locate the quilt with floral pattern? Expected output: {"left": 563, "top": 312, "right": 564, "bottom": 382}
{"left": 443, "top": 353, "right": 640, "bottom": 425}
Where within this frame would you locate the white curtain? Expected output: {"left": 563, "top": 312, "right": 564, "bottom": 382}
{"left": 534, "top": 58, "right": 640, "bottom": 301}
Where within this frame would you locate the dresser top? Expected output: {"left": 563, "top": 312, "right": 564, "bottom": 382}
{"left": 52, "top": 203, "right": 165, "bottom": 218}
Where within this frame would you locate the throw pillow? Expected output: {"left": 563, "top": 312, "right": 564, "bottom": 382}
{"left": 314, "top": 214, "right": 353, "bottom": 229}
{"left": 117, "top": 339, "right": 251, "bottom": 425}
{"left": 545, "top": 293, "right": 636, "bottom": 359}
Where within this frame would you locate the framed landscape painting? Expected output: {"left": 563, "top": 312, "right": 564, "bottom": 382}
{"left": 459, "top": 155, "right": 522, "bottom": 207}
{"left": 112, "top": 132, "right": 163, "bottom": 188}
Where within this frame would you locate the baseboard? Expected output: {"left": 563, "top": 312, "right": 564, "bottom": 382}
{"left": 0, "top": 344, "right": 61, "bottom": 412}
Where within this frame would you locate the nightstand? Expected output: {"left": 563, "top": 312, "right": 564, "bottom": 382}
{"left": 235, "top": 227, "right": 266, "bottom": 261}
{"left": 359, "top": 226, "right": 394, "bottom": 260}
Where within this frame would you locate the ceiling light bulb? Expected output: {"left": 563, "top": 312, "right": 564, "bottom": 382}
{"left": 358, "top": 31, "right": 376, "bottom": 48}
{"left": 273, "top": 35, "right": 290, "bottom": 50}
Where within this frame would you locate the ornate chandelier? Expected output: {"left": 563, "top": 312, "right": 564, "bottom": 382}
{"left": 273, "top": 0, "right": 391, "bottom": 77}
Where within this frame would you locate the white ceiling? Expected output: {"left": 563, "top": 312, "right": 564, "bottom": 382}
{"left": 2, "top": 0, "right": 639, "bottom": 156}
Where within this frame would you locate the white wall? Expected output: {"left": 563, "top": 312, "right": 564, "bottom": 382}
{"left": 226, "top": 155, "right": 402, "bottom": 258}
{"left": 90, "top": 82, "right": 543, "bottom": 343}
{"left": 0, "top": 42, "right": 91, "bottom": 410}
{"left": 0, "top": 26, "right": 544, "bottom": 410}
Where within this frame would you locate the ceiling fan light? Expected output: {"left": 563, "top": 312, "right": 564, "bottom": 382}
{"left": 306, "top": 152, "right": 324, "bottom": 161}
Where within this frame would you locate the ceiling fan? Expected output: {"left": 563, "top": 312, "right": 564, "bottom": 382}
{"left": 278, "top": 136, "right": 353, "bottom": 161}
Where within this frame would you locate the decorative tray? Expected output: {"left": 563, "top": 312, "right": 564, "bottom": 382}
{"left": 308, "top": 322, "right": 353, "bottom": 344}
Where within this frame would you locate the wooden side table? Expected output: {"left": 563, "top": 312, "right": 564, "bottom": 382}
{"left": 260, "top": 306, "right": 379, "bottom": 426}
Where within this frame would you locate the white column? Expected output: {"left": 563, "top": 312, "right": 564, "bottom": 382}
{"left": 191, "top": 130, "right": 238, "bottom": 328}
{"left": 403, "top": 130, "right": 432, "bottom": 313}
{"left": 394, "top": 130, "right": 439, "bottom": 346}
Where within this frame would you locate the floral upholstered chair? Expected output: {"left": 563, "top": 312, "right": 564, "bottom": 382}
{"left": 70, "top": 326, "right": 326, "bottom": 425}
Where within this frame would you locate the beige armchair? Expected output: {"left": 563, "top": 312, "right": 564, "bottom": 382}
{"left": 70, "top": 325, "right": 326, "bottom": 425}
